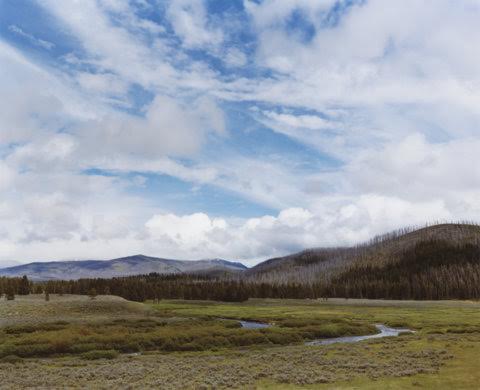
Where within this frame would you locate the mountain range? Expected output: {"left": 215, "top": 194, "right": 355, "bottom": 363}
{"left": 0, "top": 255, "right": 247, "bottom": 281}
{"left": 2, "top": 223, "right": 480, "bottom": 298}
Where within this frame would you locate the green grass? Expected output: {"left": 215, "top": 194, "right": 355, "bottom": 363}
{"left": 257, "top": 336, "right": 480, "bottom": 389}
{"left": 0, "top": 315, "right": 375, "bottom": 358}
{"left": 0, "top": 294, "right": 147, "bottom": 328}
{"left": 80, "top": 350, "right": 119, "bottom": 360}
{"left": 147, "top": 298, "right": 480, "bottom": 388}
{"left": 149, "top": 298, "right": 480, "bottom": 334}
{"left": 1, "top": 296, "right": 479, "bottom": 388}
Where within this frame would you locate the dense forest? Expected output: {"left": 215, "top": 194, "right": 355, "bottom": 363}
{"left": 327, "top": 239, "right": 480, "bottom": 299}
{"left": 1, "top": 224, "right": 480, "bottom": 301}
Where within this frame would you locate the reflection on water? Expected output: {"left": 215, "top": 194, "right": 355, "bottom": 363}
{"left": 306, "top": 324, "right": 414, "bottom": 346}
{"left": 239, "top": 320, "right": 271, "bottom": 329}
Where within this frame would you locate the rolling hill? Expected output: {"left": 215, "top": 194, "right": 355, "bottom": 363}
{"left": 246, "top": 223, "right": 480, "bottom": 299}
{"left": 0, "top": 255, "right": 247, "bottom": 281}
{"left": 2, "top": 223, "right": 479, "bottom": 300}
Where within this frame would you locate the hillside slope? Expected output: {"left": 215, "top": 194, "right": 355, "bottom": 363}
{"left": 247, "top": 223, "right": 480, "bottom": 299}
{"left": 0, "top": 255, "right": 247, "bottom": 281}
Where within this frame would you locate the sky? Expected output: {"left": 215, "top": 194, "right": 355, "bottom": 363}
{"left": 1, "top": 0, "right": 480, "bottom": 266}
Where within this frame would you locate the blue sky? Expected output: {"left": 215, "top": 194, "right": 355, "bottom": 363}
{"left": 2, "top": 0, "right": 480, "bottom": 265}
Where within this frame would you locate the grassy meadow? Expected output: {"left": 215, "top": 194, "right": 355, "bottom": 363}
{"left": 0, "top": 295, "right": 479, "bottom": 388}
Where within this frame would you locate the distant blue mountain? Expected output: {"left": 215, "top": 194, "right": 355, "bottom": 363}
{"left": 0, "top": 255, "right": 247, "bottom": 281}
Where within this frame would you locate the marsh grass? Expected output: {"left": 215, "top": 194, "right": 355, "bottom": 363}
{"left": 0, "top": 355, "right": 23, "bottom": 364}
{"left": 0, "top": 316, "right": 374, "bottom": 359}
{"left": 150, "top": 298, "right": 480, "bottom": 335}
{"left": 0, "top": 333, "right": 465, "bottom": 389}
{"left": 1, "top": 297, "right": 479, "bottom": 388}
{"left": 80, "top": 350, "right": 119, "bottom": 360}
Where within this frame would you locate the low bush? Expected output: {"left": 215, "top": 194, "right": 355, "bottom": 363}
{"left": 0, "top": 355, "right": 22, "bottom": 364}
{"left": 3, "top": 322, "right": 68, "bottom": 334}
{"left": 81, "top": 350, "right": 119, "bottom": 360}
{"left": 446, "top": 326, "right": 480, "bottom": 334}
{"left": 0, "top": 316, "right": 376, "bottom": 358}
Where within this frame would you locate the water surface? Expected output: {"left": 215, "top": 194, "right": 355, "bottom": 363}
{"left": 239, "top": 320, "right": 271, "bottom": 329}
{"left": 306, "top": 324, "right": 414, "bottom": 346}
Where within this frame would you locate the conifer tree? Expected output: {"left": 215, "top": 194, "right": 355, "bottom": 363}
{"left": 18, "top": 275, "right": 30, "bottom": 295}
{"left": 5, "top": 286, "right": 15, "bottom": 300}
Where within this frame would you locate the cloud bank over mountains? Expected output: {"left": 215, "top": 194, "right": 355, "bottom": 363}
{"left": 1, "top": 0, "right": 480, "bottom": 265}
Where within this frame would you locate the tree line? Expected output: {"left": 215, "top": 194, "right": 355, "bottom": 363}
{"left": 2, "top": 236, "right": 480, "bottom": 302}
{"left": 0, "top": 276, "right": 33, "bottom": 300}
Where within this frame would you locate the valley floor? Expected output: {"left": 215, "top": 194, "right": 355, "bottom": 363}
{"left": 0, "top": 296, "right": 479, "bottom": 389}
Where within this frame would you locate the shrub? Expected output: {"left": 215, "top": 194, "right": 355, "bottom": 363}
{"left": 3, "top": 323, "right": 68, "bottom": 335}
{"left": 81, "top": 350, "right": 119, "bottom": 360}
{"left": 264, "top": 330, "right": 302, "bottom": 345}
{"left": 0, "top": 355, "right": 22, "bottom": 364}
{"left": 88, "top": 288, "right": 97, "bottom": 300}
{"left": 5, "top": 290, "right": 15, "bottom": 300}
{"left": 0, "top": 316, "right": 379, "bottom": 358}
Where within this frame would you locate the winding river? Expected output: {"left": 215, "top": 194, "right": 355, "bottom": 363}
{"left": 238, "top": 320, "right": 414, "bottom": 345}
{"left": 306, "top": 324, "right": 414, "bottom": 345}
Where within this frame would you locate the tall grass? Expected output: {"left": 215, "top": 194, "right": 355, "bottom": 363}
{"left": 0, "top": 317, "right": 375, "bottom": 359}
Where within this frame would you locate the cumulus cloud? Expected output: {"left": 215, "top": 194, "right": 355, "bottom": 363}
{"left": 0, "top": 195, "right": 453, "bottom": 265}
{"left": 2, "top": 0, "right": 480, "bottom": 265}
{"left": 342, "top": 134, "right": 480, "bottom": 200}
{"left": 77, "top": 95, "right": 224, "bottom": 159}
{"left": 238, "top": 0, "right": 480, "bottom": 149}
{"left": 146, "top": 212, "right": 227, "bottom": 251}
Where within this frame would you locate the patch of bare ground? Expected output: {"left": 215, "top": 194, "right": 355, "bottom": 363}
{"left": 0, "top": 333, "right": 460, "bottom": 389}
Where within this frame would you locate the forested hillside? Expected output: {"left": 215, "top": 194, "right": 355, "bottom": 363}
{"left": 1, "top": 224, "right": 479, "bottom": 301}
{"left": 246, "top": 223, "right": 480, "bottom": 299}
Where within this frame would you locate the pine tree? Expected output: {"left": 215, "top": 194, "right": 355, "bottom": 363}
{"left": 5, "top": 286, "right": 15, "bottom": 301}
{"left": 18, "top": 275, "right": 30, "bottom": 295}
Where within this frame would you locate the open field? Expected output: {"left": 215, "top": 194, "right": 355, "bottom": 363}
{"left": 151, "top": 298, "right": 480, "bottom": 333}
{"left": 0, "top": 294, "right": 148, "bottom": 327}
{"left": 0, "top": 296, "right": 479, "bottom": 388}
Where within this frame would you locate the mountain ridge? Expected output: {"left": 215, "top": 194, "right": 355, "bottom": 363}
{"left": 0, "top": 255, "right": 247, "bottom": 281}
{"left": 245, "top": 223, "right": 480, "bottom": 299}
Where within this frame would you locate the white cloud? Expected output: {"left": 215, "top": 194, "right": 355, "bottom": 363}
{"left": 3, "top": 0, "right": 480, "bottom": 265}
{"left": 224, "top": 48, "right": 248, "bottom": 67}
{"left": 146, "top": 212, "right": 227, "bottom": 250}
{"left": 237, "top": 0, "right": 480, "bottom": 148}
{"left": 344, "top": 134, "right": 480, "bottom": 199}
{"left": 76, "top": 72, "right": 128, "bottom": 96}
{"left": 38, "top": 0, "right": 180, "bottom": 90}
{"left": 166, "top": 0, "right": 223, "bottom": 50}
{"left": 0, "top": 162, "right": 15, "bottom": 192}
{"left": 0, "top": 191, "right": 460, "bottom": 265}
{"left": 245, "top": 0, "right": 336, "bottom": 30}
{"left": 263, "top": 111, "right": 334, "bottom": 130}
{"left": 8, "top": 25, "right": 55, "bottom": 50}
{"left": 77, "top": 95, "right": 222, "bottom": 159}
